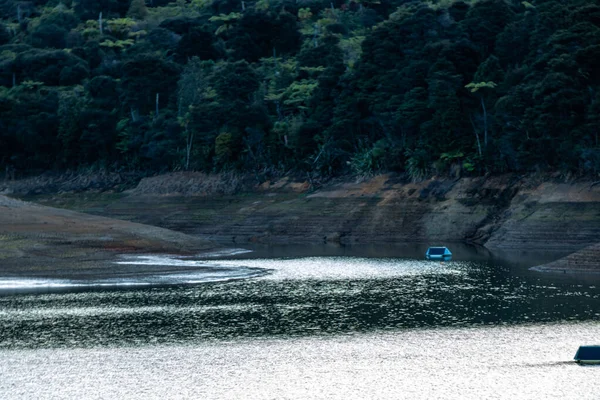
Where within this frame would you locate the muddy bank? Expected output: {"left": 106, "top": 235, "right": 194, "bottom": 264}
{"left": 5, "top": 172, "right": 598, "bottom": 276}
{"left": 531, "top": 243, "right": 600, "bottom": 274}
{"left": 0, "top": 195, "right": 215, "bottom": 276}
{"left": 12, "top": 173, "right": 600, "bottom": 254}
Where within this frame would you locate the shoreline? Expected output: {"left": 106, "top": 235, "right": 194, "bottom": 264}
{"left": 1, "top": 171, "right": 600, "bottom": 275}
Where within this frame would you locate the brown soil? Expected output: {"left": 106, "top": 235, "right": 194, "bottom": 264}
{"left": 3, "top": 172, "right": 600, "bottom": 274}
{"left": 0, "top": 195, "right": 215, "bottom": 276}
{"left": 532, "top": 243, "right": 600, "bottom": 274}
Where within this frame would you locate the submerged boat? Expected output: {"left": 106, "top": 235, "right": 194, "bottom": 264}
{"left": 574, "top": 345, "right": 600, "bottom": 364}
{"left": 426, "top": 247, "right": 452, "bottom": 261}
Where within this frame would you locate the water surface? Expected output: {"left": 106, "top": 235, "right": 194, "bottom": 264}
{"left": 1, "top": 245, "right": 599, "bottom": 399}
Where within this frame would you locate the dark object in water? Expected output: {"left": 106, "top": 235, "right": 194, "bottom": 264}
{"left": 426, "top": 247, "right": 452, "bottom": 261}
{"left": 574, "top": 345, "right": 600, "bottom": 364}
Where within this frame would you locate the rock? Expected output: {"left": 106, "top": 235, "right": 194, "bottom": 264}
{"left": 5, "top": 173, "right": 600, "bottom": 253}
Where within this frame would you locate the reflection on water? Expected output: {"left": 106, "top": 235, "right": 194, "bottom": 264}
{"left": 0, "top": 243, "right": 573, "bottom": 293}
{"left": 0, "top": 250, "right": 264, "bottom": 293}
{"left": 0, "top": 247, "right": 599, "bottom": 349}
{"left": 1, "top": 246, "right": 600, "bottom": 398}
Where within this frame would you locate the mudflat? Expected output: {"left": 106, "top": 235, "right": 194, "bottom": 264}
{"left": 0, "top": 195, "right": 215, "bottom": 278}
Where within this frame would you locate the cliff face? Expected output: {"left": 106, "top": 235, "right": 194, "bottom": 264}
{"left": 31, "top": 173, "right": 598, "bottom": 253}
{"left": 67, "top": 175, "right": 503, "bottom": 246}
{"left": 483, "top": 181, "right": 600, "bottom": 251}
{"left": 5, "top": 172, "right": 600, "bottom": 273}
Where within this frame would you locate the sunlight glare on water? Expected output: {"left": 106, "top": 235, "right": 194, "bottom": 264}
{"left": 1, "top": 323, "right": 599, "bottom": 400}
{"left": 205, "top": 256, "right": 464, "bottom": 280}
{"left": 1, "top": 249, "right": 600, "bottom": 399}
{"left": 0, "top": 252, "right": 465, "bottom": 291}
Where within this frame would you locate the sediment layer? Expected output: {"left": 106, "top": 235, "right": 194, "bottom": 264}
{"left": 0, "top": 194, "right": 215, "bottom": 275}
{"left": 67, "top": 174, "right": 600, "bottom": 252}
{"left": 4, "top": 173, "right": 600, "bottom": 273}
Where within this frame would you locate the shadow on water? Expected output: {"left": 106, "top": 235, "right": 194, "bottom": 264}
{"left": 226, "top": 242, "right": 572, "bottom": 267}
{"left": 222, "top": 242, "right": 496, "bottom": 261}
{"left": 0, "top": 242, "right": 576, "bottom": 296}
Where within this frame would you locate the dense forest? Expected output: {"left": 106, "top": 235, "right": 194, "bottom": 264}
{"left": 0, "top": 0, "right": 599, "bottom": 179}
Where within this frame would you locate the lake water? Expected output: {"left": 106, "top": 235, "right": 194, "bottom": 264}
{"left": 1, "top": 245, "right": 600, "bottom": 399}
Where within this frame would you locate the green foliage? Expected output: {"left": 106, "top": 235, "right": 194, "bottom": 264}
{"left": 0, "top": 24, "right": 10, "bottom": 45}
{"left": 298, "top": 8, "right": 313, "bottom": 21}
{"left": 100, "top": 39, "right": 135, "bottom": 49}
{"left": 57, "top": 87, "right": 85, "bottom": 165}
{"left": 121, "top": 54, "right": 181, "bottom": 114}
{"left": 338, "top": 36, "right": 365, "bottom": 68}
{"left": 209, "top": 12, "right": 241, "bottom": 35}
{"left": 0, "top": 0, "right": 598, "bottom": 177}
{"left": 282, "top": 80, "right": 318, "bottom": 110}
{"left": 29, "top": 24, "right": 68, "bottom": 48}
{"left": 106, "top": 18, "right": 137, "bottom": 39}
{"left": 127, "top": 0, "right": 149, "bottom": 20}
{"left": 522, "top": 2, "right": 535, "bottom": 9}
{"left": 191, "top": 0, "right": 212, "bottom": 10}
{"left": 350, "top": 139, "right": 388, "bottom": 175}
{"left": 214, "top": 132, "right": 233, "bottom": 166}
{"left": 465, "top": 81, "right": 497, "bottom": 92}
{"left": 406, "top": 148, "right": 430, "bottom": 182}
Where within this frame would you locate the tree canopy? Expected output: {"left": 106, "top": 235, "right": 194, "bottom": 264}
{"left": 1, "top": 0, "right": 599, "bottom": 178}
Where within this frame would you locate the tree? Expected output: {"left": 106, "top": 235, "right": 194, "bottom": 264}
{"left": 29, "top": 24, "right": 68, "bottom": 49}
{"left": 209, "top": 12, "right": 241, "bottom": 36}
{"left": 0, "top": 24, "right": 10, "bottom": 45}
{"left": 2, "top": 0, "right": 600, "bottom": 176}
{"left": 177, "top": 59, "right": 220, "bottom": 170}
{"left": 175, "top": 28, "right": 219, "bottom": 63}
{"left": 121, "top": 54, "right": 181, "bottom": 118}
{"left": 57, "top": 87, "right": 85, "bottom": 166}
{"left": 127, "top": 0, "right": 149, "bottom": 20}
{"left": 465, "top": 81, "right": 497, "bottom": 154}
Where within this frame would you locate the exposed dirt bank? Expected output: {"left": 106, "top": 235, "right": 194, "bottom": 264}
{"left": 4, "top": 172, "right": 600, "bottom": 273}
{"left": 0, "top": 195, "right": 215, "bottom": 276}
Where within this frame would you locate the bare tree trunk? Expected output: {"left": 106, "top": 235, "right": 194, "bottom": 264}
{"left": 99, "top": 12, "right": 103, "bottom": 35}
{"left": 241, "top": 1, "right": 245, "bottom": 10}
{"left": 275, "top": 100, "right": 282, "bottom": 121}
{"left": 185, "top": 129, "right": 194, "bottom": 170}
{"left": 470, "top": 115, "right": 482, "bottom": 157}
{"left": 17, "top": 5, "right": 22, "bottom": 24}
{"left": 313, "top": 142, "right": 328, "bottom": 165}
{"left": 313, "top": 24, "right": 319, "bottom": 48}
{"left": 130, "top": 107, "right": 138, "bottom": 122}
{"left": 481, "top": 96, "right": 488, "bottom": 147}
{"left": 155, "top": 93, "right": 159, "bottom": 117}
{"left": 12, "top": 72, "right": 16, "bottom": 87}
{"left": 5, "top": 165, "right": 15, "bottom": 181}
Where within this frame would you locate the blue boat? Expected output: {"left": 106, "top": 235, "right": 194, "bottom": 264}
{"left": 426, "top": 247, "right": 452, "bottom": 261}
{"left": 574, "top": 345, "right": 600, "bottom": 364}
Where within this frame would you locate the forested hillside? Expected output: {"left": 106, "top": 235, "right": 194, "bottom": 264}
{"left": 0, "top": 0, "right": 598, "bottom": 178}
